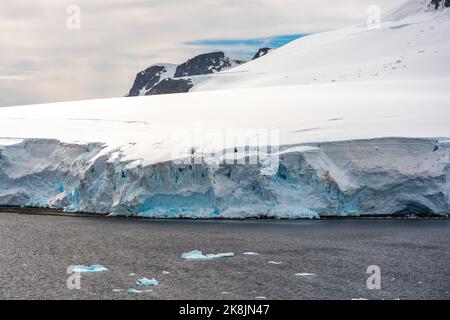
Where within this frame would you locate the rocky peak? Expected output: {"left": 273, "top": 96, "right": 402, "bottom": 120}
{"left": 252, "top": 47, "right": 272, "bottom": 60}
{"left": 429, "top": 0, "right": 450, "bottom": 9}
{"left": 174, "top": 52, "right": 245, "bottom": 78}
{"left": 127, "top": 47, "right": 274, "bottom": 97}
{"left": 128, "top": 64, "right": 175, "bottom": 97}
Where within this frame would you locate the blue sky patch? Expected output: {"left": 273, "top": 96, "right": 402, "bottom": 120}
{"left": 186, "top": 34, "right": 309, "bottom": 58}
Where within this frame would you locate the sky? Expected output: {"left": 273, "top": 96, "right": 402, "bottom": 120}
{"left": 0, "top": 0, "right": 404, "bottom": 107}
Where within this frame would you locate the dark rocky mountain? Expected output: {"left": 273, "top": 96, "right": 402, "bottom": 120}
{"left": 127, "top": 48, "right": 269, "bottom": 97}
{"left": 174, "top": 51, "right": 245, "bottom": 77}
{"left": 252, "top": 47, "right": 272, "bottom": 60}
{"left": 128, "top": 65, "right": 175, "bottom": 97}
{"left": 430, "top": 0, "right": 450, "bottom": 9}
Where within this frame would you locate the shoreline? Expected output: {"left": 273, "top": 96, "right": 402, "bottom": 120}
{"left": 1, "top": 206, "right": 448, "bottom": 221}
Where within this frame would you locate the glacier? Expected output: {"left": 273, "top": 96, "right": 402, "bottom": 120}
{"left": 0, "top": 137, "right": 448, "bottom": 218}
{"left": 0, "top": 1, "right": 449, "bottom": 218}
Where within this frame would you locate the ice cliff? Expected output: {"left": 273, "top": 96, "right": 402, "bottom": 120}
{"left": 1, "top": 138, "right": 448, "bottom": 218}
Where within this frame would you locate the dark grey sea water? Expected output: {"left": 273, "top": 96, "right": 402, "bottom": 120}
{"left": 0, "top": 211, "right": 449, "bottom": 300}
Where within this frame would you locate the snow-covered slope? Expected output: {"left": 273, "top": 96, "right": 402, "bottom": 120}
{"left": 0, "top": 0, "right": 449, "bottom": 218}
{"left": 191, "top": 0, "right": 450, "bottom": 91}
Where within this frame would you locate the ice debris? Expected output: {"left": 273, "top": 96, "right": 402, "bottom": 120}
{"left": 295, "top": 273, "right": 316, "bottom": 277}
{"left": 72, "top": 265, "right": 109, "bottom": 273}
{"left": 127, "top": 288, "right": 153, "bottom": 295}
{"left": 181, "top": 250, "right": 234, "bottom": 261}
{"left": 136, "top": 277, "right": 159, "bottom": 286}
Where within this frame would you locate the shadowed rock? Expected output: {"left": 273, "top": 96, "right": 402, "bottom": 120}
{"left": 128, "top": 65, "right": 168, "bottom": 97}
{"left": 147, "top": 78, "right": 193, "bottom": 95}
{"left": 252, "top": 47, "right": 272, "bottom": 60}
{"left": 174, "top": 52, "right": 245, "bottom": 78}
{"left": 430, "top": 0, "right": 450, "bottom": 9}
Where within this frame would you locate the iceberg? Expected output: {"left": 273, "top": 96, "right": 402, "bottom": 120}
{"left": 135, "top": 277, "right": 159, "bottom": 286}
{"left": 181, "top": 250, "right": 234, "bottom": 261}
{"left": 71, "top": 265, "right": 108, "bottom": 273}
{"left": 127, "top": 288, "right": 153, "bottom": 295}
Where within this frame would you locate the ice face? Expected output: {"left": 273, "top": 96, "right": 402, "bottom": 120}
{"left": 0, "top": 138, "right": 448, "bottom": 218}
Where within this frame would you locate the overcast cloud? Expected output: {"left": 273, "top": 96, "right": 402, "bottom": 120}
{"left": 0, "top": 0, "right": 404, "bottom": 107}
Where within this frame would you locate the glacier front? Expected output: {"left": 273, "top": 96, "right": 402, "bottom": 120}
{"left": 0, "top": 137, "right": 448, "bottom": 218}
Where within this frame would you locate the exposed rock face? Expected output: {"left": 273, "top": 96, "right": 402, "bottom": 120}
{"left": 252, "top": 47, "right": 272, "bottom": 60}
{"left": 128, "top": 65, "right": 175, "bottom": 97}
{"left": 127, "top": 47, "right": 276, "bottom": 96}
{"left": 174, "top": 52, "right": 245, "bottom": 77}
{"left": 127, "top": 52, "right": 246, "bottom": 96}
{"left": 1, "top": 138, "right": 448, "bottom": 218}
{"left": 430, "top": 0, "right": 450, "bottom": 9}
{"left": 147, "top": 79, "right": 193, "bottom": 96}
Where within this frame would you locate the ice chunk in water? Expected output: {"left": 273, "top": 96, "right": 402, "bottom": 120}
{"left": 136, "top": 277, "right": 159, "bottom": 286}
{"left": 72, "top": 265, "right": 108, "bottom": 272}
{"left": 181, "top": 250, "right": 234, "bottom": 261}
{"left": 127, "top": 288, "right": 153, "bottom": 295}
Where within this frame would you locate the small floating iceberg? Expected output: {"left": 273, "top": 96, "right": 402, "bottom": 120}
{"left": 72, "top": 265, "right": 109, "bottom": 273}
{"left": 127, "top": 288, "right": 153, "bottom": 295}
{"left": 242, "top": 252, "right": 259, "bottom": 256}
{"left": 295, "top": 273, "right": 316, "bottom": 277}
{"left": 181, "top": 250, "right": 234, "bottom": 261}
{"left": 136, "top": 277, "right": 159, "bottom": 286}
